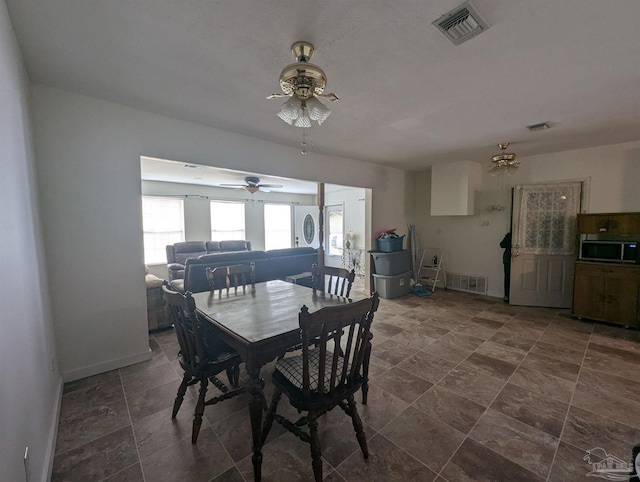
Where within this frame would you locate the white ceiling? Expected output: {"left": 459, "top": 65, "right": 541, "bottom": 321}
{"left": 7, "top": 0, "right": 640, "bottom": 170}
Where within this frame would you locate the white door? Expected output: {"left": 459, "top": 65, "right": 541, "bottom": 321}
{"left": 509, "top": 182, "right": 582, "bottom": 308}
{"left": 294, "top": 206, "right": 319, "bottom": 248}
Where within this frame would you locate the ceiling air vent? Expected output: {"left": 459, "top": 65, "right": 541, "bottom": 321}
{"left": 432, "top": 1, "right": 488, "bottom": 45}
{"left": 526, "top": 122, "right": 552, "bottom": 132}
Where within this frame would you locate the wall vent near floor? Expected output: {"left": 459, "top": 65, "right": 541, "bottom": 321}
{"left": 445, "top": 272, "right": 488, "bottom": 295}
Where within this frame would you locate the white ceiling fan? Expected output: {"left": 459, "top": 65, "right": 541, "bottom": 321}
{"left": 219, "top": 176, "right": 284, "bottom": 194}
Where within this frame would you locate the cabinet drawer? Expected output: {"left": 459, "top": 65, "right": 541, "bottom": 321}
{"left": 575, "top": 262, "right": 640, "bottom": 280}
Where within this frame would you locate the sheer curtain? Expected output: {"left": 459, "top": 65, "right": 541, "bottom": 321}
{"left": 517, "top": 182, "right": 581, "bottom": 255}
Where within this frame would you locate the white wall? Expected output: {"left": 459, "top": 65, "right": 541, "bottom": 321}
{"left": 142, "top": 180, "right": 315, "bottom": 277}
{"left": 0, "top": 2, "right": 61, "bottom": 481}
{"left": 31, "top": 84, "right": 407, "bottom": 381}
{"left": 411, "top": 141, "right": 640, "bottom": 298}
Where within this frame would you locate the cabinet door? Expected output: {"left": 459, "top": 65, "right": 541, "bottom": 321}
{"left": 577, "top": 214, "right": 610, "bottom": 234}
{"left": 573, "top": 272, "right": 605, "bottom": 320}
{"left": 609, "top": 214, "right": 640, "bottom": 235}
{"left": 604, "top": 277, "right": 640, "bottom": 326}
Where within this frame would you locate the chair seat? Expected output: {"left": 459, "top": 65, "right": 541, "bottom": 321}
{"left": 178, "top": 350, "right": 240, "bottom": 369}
{"left": 275, "top": 349, "right": 349, "bottom": 392}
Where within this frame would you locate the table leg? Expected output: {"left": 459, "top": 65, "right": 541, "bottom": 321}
{"left": 248, "top": 365, "right": 266, "bottom": 481}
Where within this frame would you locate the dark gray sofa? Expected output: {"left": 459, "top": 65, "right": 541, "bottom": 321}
{"left": 170, "top": 247, "right": 318, "bottom": 293}
{"left": 166, "top": 240, "right": 252, "bottom": 281}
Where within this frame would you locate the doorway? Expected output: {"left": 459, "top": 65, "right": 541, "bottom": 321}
{"left": 509, "top": 181, "right": 583, "bottom": 308}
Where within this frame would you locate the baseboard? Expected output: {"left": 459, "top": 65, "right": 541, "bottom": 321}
{"left": 43, "top": 376, "right": 63, "bottom": 482}
{"left": 62, "top": 348, "right": 152, "bottom": 383}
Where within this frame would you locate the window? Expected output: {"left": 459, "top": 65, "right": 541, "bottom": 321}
{"left": 326, "top": 205, "right": 344, "bottom": 256}
{"left": 210, "top": 201, "right": 245, "bottom": 241}
{"left": 264, "top": 204, "right": 292, "bottom": 250}
{"left": 142, "top": 196, "right": 184, "bottom": 264}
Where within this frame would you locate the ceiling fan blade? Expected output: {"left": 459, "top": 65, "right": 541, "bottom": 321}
{"left": 259, "top": 187, "right": 271, "bottom": 193}
{"left": 318, "top": 93, "right": 340, "bottom": 102}
{"left": 258, "top": 184, "right": 283, "bottom": 188}
{"left": 219, "top": 183, "right": 246, "bottom": 187}
{"left": 266, "top": 93, "right": 290, "bottom": 99}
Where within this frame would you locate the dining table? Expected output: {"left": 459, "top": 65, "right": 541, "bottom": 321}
{"left": 192, "top": 279, "right": 357, "bottom": 481}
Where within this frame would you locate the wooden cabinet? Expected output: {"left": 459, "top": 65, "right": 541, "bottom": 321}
{"left": 573, "top": 261, "right": 640, "bottom": 327}
{"left": 577, "top": 213, "right": 640, "bottom": 235}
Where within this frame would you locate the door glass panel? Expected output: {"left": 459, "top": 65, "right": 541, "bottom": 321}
{"left": 518, "top": 183, "right": 581, "bottom": 255}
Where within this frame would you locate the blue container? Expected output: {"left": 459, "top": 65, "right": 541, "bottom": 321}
{"left": 376, "top": 236, "right": 404, "bottom": 253}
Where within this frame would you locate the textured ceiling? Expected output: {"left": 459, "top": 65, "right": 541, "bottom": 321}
{"left": 7, "top": 0, "right": 640, "bottom": 170}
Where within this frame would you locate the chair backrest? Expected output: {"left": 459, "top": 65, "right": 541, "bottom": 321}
{"left": 312, "top": 265, "right": 356, "bottom": 298}
{"left": 298, "top": 293, "right": 379, "bottom": 398}
{"left": 162, "top": 282, "right": 207, "bottom": 370}
{"left": 205, "top": 263, "right": 256, "bottom": 297}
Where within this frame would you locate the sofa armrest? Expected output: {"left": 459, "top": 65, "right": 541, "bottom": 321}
{"left": 167, "top": 263, "right": 185, "bottom": 281}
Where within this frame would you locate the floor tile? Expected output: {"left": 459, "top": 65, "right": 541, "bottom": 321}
{"left": 62, "top": 369, "right": 120, "bottom": 395}
{"left": 396, "top": 351, "right": 457, "bottom": 384}
{"left": 126, "top": 378, "right": 193, "bottom": 422}
{"left": 59, "top": 375, "right": 125, "bottom": 420}
{"left": 357, "top": 383, "right": 409, "bottom": 431}
{"left": 370, "top": 339, "right": 418, "bottom": 366}
{"left": 335, "top": 433, "right": 436, "bottom": 482}
{"left": 548, "top": 441, "right": 595, "bottom": 482}
{"left": 120, "top": 362, "right": 180, "bottom": 397}
{"left": 437, "top": 364, "right": 506, "bottom": 406}
{"left": 103, "top": 463, "right": 144, "bottom": 481}
{"left": 491, "top": 383, "right": 569, "bottom": 437}
{"left": 582, "top": 342, "right": 640, "bottom": 381}
{"left": 421, "top": 337, "right": 473, "bottom": 364}
{"left": 561, "top": 406, "right": 640, "bottom": 458}
{"left": 441, "top": 437, "right": 544, "bottom": 482}
{"left": 381, "top": 406, "right": 465, "bottom": 472}
{"left": 56, "top": 397, "right": 131, "bottom": 454}
{"left": 140, "top": 427, "right": 233, "bottom": 482}
{"left": 210, "top": 466, "right": 245, "bottom": 482}
{"left": 488, "top": 331, "right": 537, "bottom": 352}
{"left": 413, "top": 385, "right": 486, "bottom": 434}
{"left": 371, "top": 321, "right": 404, "bottom": 338}
{"left": 520, "top": 352, "right": 581, "bottom": 382}
{"left": 390, "top": 330, "right": 437, "bottom": 350}
{"left": 474, "top": 340, "right": 527, "bottom": 364}
{"left": 371, "top": 367, "right": 432, "bottom": 404}
{"left": 52, "top": 426, "right": 139, "bottom": 482}
{"left": 578, "top": 367, "right": 640, "bottom": 403}
{"left": 508, "top": 366, "right": 576, "bottom": 404}
{"left": 469, "top": 409, "right": 558, "bottom": 478}
{"left": 571, "top": 382, "right": 640, "bottom": 429}
{"left": 529, "top": 340, "right": 585, "bottom": 365}
{"left": 459, "top": 352, "right": 517, "bottom": 380}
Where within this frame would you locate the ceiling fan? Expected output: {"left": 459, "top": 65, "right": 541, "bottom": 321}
{"left": 219, "top": 176, "right": 284, "bottom": 194}
{"left": 267, "top": 41, "right": 339, "bottom": 127}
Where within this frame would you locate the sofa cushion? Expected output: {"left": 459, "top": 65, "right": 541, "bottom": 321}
{"left": 266, "top": 248, "right": 318, "bottom": 280}
{"left": 184, "top": 251, "right": 270, "bottom": 293}
{"left": 169, "top": 241, "right": 208, "bottom": 265}
{"left": 219, "top": 240, "right": 251, "bottom": 252}
{"left": 206, "top": 241, "right": 221, "bottom": 252}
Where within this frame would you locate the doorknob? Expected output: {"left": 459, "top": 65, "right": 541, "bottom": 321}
{"left": 512, "top": 244, "right": 520, "bottom": 258}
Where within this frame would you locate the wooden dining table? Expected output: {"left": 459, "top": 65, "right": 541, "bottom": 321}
{"left": 192, "top": 279, "right": 355, "bottom": 481}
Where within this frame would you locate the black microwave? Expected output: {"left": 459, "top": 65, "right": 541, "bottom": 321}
{"left": 580, "top": 240, "right": 639, "bottom": 264}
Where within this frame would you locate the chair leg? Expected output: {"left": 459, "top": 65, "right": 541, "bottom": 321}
{"left": 308, "top": 412, "right": 323, "bottom": 482}
{"left": 226, "top": 366, "right": 239, "bottom": 389}
{"left": 172, "top": 373, "right": 190, "bottom": 418}
{"left": 192, "top": 377, "right": 208, "bottom": 444}
{"left": 347, "top": 395, "right": 368, "bottom": 459}
{"left": 261, "top": 388, "right": 282, "bottom": 446}
{"left": 362, "top": 333, "right": 373, "bottom": 404}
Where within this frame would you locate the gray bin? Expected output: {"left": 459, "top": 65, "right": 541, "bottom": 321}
{"left": 372, "top": 271, "right": 412, "bottom": 299}
{"left": 371, "top": 250, "right": 412, "bottom": 276}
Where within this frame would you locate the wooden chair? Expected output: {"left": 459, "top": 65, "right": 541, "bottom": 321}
{"left": 310, "top": 264, "right": 378, "bottom": 403}
{"left": 162, "top": 282, "right": 245, "bottom": 443}
{"left": 261, "top": 293, "right": 380, "bottom": 481}
{"left": 205, "top": 263, "right": 255, "bottom": 297}
{"left": 312, "top": 264, "right": 355, "bottom": 299}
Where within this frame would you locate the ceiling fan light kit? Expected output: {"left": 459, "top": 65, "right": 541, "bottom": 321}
{"left": 489, "top": 142, "right": 519, "bottom": 176}
{"left": 268, "top": 41, "right": 339, "bottom": 128}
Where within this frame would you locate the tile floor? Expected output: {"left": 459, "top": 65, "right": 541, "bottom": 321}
{"left": 52, "top": 282, "right": 640, "bottom": 481}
